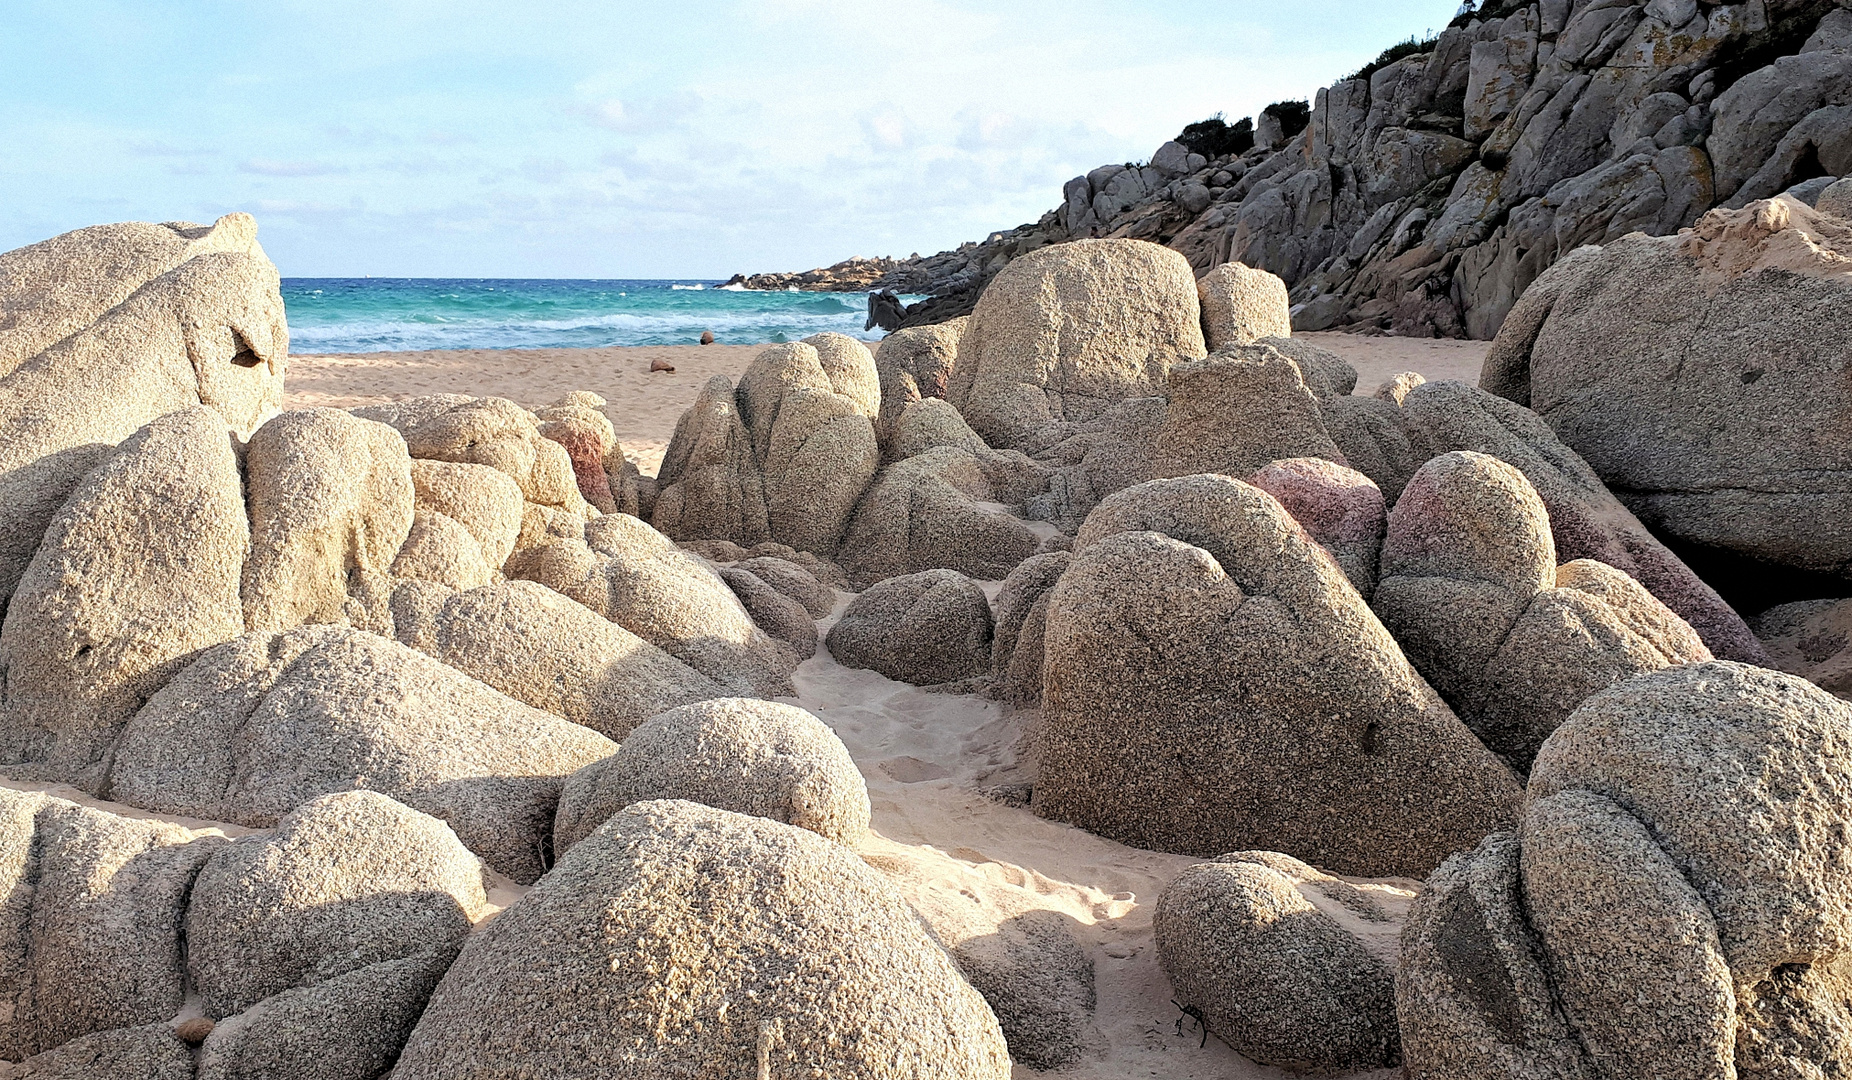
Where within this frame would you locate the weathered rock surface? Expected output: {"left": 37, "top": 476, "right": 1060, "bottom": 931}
{"left": 1400, "top": 661, "right": 1852, "bottom": 1078}
{"left": 0, "top": 1024, "right": 194, "bottom": 1080}
{"left": 1196, "top": 261, "right": 1291, "bottom": 348}
{"left": 1152, "top": 345, "right": 1346, "bottom": 480}
{"left": 874, "top": 317, "right": 967, "bottom": 447}
{"left": 1249, "top": 457, "right": 1386, "bottom": 597}
{"left": 390, "top": 579, "right": 722, "bottom": 740}
{"left": 0, "top": 215, "right": 285, "bottom": 612}
{"left": 1400, "top": 379, "right": 1765, "bottom": 664}
{"left": 836, "top": 446, "right": 1046, "bottom": 587}
{"left": 394, "top": 800, "right": 1011, "bottom": 1079}
{"left": 0, "top": 790, "right": 222, "bottom": 1057}
{"left": 1035, "top": 474, "right": 1520, "bottom": 877}
{"left": 242, "top": 409, "right": 413, "bottom": 632}
{"left": 719, "top": 565, "right": 818, "bottom": 658}
{"left": 1157, "top": 854, "right": 1399, "bottom": 1072}
{"left": 826, "top": 569, "right": 994, "bottom": 686}
{"left": 1373, "top": 451, "right": 1709, "bottom": 768}
{"left": 947, "top": 239, "right": 1206, "bottom": 451}
{"left": 509, "top": 513, "right": 798, "bottom": 695}
{"left": 735, "top": 555, "right": 835, "bottom": 619}
{"left": 185, "top": 790, "right": 484, "bottom": 1018}
{"left": 1753, "top": 597, "right": 1852, "bottom": 699}
{"left": 105, "top": 625, "right": 615, "bottom": 883}
{"left": 406, "top": 458, "right": 523, "bottom": 571}
{"left": 0, "top": 408, "right": 247, "bottom": 791}
{"left": 1484, "top": 195, "right": 1852, "bottom": 595}
{"left": 553, "top": 698, "right": 869, "bottom": 853}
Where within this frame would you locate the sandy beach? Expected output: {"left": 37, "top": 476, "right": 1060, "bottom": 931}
{"left": 285, "top": 332, "right": 1490, "bottom": 476}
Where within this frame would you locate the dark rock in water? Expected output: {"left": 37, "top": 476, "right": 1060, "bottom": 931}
{"left": 865, "top": 288, "right": 904, "bottom": 332}
{"left": 698, "top": 330, "right": 714, "bottom": 345}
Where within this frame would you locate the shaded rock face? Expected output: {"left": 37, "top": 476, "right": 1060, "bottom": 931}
{"left": 1399, "top": 661, "right": 1852, "bottom": 1079}
{"left": 1373, "top": 451, "right": 1710, "bottom": 769}
{"left": 874, "top": 317, "right": 968, "bottom": 450}
{"left": 0, "top": 788, "right": 484, "bottom": 1080}
{"left": 0, "top": 790, "right": 223, "bottom": 1059}
{"left": 836, "top": 445, "right": 1046, "bottom": 588}
{"left": 509, "top": 513, "right": 799, "bottom": 696}
{"left": 947, "top": 239, "right": 1207, "bottom": 451}
{"left": 1035, "top": 474, "right": 1521, "bottom": 878}
{"left": 0, "top": 408, "right": 247, "bottom": 792}
{"left": 1753, "top": 597, "right": 1852, "bottom": 699}
{"left": 105, "top": 625, "right": 616, "bottom": 883}
{"left": 826, "top": 569, "right": 995, "bottom": 686}
{"left": 1484, "top": 195, "right": 1852, "bottom": 597}
{"left": 242, "top": 408, "right": 414, "bottom": 633}
{"left": 718, "top": 565, "right": 818, "bottom": 658}
{"left": 552, "top": 697, "right": 869, "bottom": 854}
{"left": 991, "top": 551, "right": 1072, "bottom": 708}
{"left": 394, "top": 800, "right": 1012, "bottom": 1080}
{"left": 1152, "top": 345, "right": 1346, "bottom": 480}
{"left": 185, "top": 790, "right": 484, "bottom": 1019}
{"left": 654, "top": 341, "right": 880, "bottom": 559}
{"left": 0, "top": 215, "right": 286, "bottom": 614}
{"left": 1156, "top": 853, "right": 1399, "bottom": 1073}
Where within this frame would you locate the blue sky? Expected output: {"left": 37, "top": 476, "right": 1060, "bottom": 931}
{"left": 1, "top": 1, "right": 1465, "bottom": 278}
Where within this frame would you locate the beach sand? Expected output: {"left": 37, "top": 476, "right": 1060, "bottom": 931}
{"left": 276, "top": 330, "right": 1476, "bottom": 1076}
{"left": 285, "top": 332, "right": 1489, "bottom": 476}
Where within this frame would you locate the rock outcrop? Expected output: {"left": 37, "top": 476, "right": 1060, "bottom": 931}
{"left": 0, "top": 408, "right": 247, "bottom": 792}
{"left": 742, "top": 2, "right": 1852, "bottom": 343}
{"left": 552, "top": 698, "right": 869, "bottom": 853}
{"left": 0, "top": 215, "right": 286, "bottom": 613}
{"left": 1373, "top": 451, "right": 1711, "bottom": 768}
{"left": 105, "top": 625, "right": 615, "bottom": 882}
{"left": 1483, "top": 194, "right": 1852, "bottom": 595}
{"left": 394, "top": 800, "right": 1011, "bottom": 1079}
{"left": 1248, "top": 457, "right": 1386, "bottom": 597}
{"left": 1035, "top": 474, "right": 1521, "bottom": 877}
{"left": 826, "top": 569, "right": 995, "bottom": 686}
{"left": 990, "top": 551, "right": 1072, "bottom": 707}
{"left": 1400, "top": 661, "right": 1852, "bottom": 1079}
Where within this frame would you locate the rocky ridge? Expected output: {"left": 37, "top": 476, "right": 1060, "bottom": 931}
{"left": 743, "top": 0, "right": 1852, "bottom": 339}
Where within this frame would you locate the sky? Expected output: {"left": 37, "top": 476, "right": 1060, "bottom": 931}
{"left": 1, "top": 1, "right": 1466, "bottom": 279}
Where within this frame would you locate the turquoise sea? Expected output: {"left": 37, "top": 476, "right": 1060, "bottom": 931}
{"left": 281, "top": 278, "right": 906, "bottom": 353}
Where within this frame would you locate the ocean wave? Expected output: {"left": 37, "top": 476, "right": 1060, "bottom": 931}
{"left": 669, "top": 284, "right": 704, "bottom": 290}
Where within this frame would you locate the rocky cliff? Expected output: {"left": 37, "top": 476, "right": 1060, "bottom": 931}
{"left": 745, "top": 0, "right": 1852, "bottom": 339}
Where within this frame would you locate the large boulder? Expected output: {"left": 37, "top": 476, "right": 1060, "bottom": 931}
{"left": 1034, "top": 474, "right": 1521, "bottom": 877}
{"left": 947, "top": 239, "right": 1206, "bottom": 450}
{"left": 1156, "top": 853, "right": 1399, "bottom": 1072}
{"left": 0, "top": 408, "right": 247, "bottom": 791}
{"left": 0, "top": 215, "right": 286, "bottom": 613}
{"left": 1373, "top": 451, "right": 1710, "bottom": 769}
{"left": 241, "top": 409, "right": 414, "bottom": 633}
{"left": 508, "top": 513, "right": 798, "bottom": 695}
{"left": 874, "top": 317, "right": 967, "bottom": 448}
{"left": 0, "top": 790, "right": 223, "bottom": 1058}
{"left": 1150, "top": 344, "right": 1346, "bottom": 480}
{"left": 377, "top": 396, "right": 589, "bottom": 515}
{"left": 1400, "top": 380, "right": 1766, "bottom": 664}
{"left": 826, "top": 569, "right": 994, "bottom": 686}
{"left": 1195, "top": 261, "right": 1292, "bottom": 349}
{"left": 185, "top": 790, "right": 483, "bottom": 1018}
{"left": 533, "top": 391, "right": 627, "bottom": 513}
{"left": 718, "top": 565, "right": 818, "bottom": 658}
{"left": 390, "top": 579, "right": 723, "bottom": 740}
{"left": 836, "top": 446, "right": 1045, "bottom": 588}
{"left": 0, "top": 1024, "right": 193, "bottom": 1080}
{"left": 1753, "top": 597, "right": 1852, "bottom": 699}
{"left": 1400, "top": 661, "right": 1852, "bottom": 1079}
{"left": 405, "top": 459, "right": 523, "bottom": 571}
{"left": 105, "top": 625, "right": 616, "bottom": 883}
{"left": 552, "top": 698, "right": 869, "bottom": 853}
{"left": 735, "top": 555, "right": 835, "bottom": 619}
{"left": 393, "top": 800, "right": 1011, "bottom": 1079}
{"left": 1482, "top": 196, "right": 1852, "bottom": 597}
{"left": 650, "top": 375, "right": 770, "bottom": 545}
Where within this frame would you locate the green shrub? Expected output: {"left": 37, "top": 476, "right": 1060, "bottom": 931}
{"left": 1176, "top": 113, "right": 1256, "bottom": 159}
{"left": 1262, "top": 100, "right": 1311, "bottom": 139}
{"left": 1348, "top": 32, "right": 1439, "bottom": 83}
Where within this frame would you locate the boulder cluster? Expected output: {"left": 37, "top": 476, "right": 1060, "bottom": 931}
{"left": 3, "top": 179, "right": 1852, "bottom": 1075}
